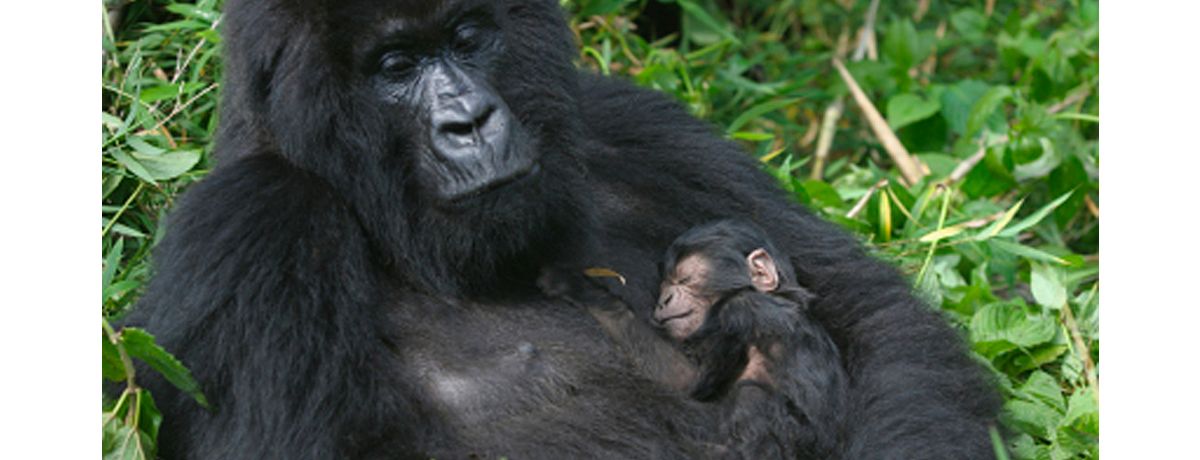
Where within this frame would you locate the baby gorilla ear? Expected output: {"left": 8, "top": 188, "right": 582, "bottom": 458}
{"left": 746, "top": 248, "right": 779, "bottom": 292}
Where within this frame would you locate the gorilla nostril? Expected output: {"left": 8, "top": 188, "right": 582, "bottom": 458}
{"left": 441, "top": 121, "right": 475, "bottom": 138}
{"left": 475, "top": 105, "right": 496, "bottom": 128}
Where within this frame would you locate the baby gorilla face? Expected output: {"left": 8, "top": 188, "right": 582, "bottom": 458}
{"left": 655, "top": 248, "right": 782, "bottom": 341}
{"left": 655, "top": 255, "right": 718, "bottom": 340}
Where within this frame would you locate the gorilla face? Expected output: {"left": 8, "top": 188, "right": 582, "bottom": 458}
{"left": 362, "top": 2, "right": 538, "bottom": 202}
{"left": 218, "top": 0, "right": 591, "bottom": 296}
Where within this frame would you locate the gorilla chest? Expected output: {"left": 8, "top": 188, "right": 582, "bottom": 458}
{"left": 388, "top": 298, "right": 612, "bottom": 426}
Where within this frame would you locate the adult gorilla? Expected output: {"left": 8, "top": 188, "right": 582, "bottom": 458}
{"left": 124, "top": 0, "right": 1000, "bottom": 458}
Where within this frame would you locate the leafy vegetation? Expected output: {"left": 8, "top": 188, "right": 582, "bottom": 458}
{"left": 101, "top": 0, "right": 1099, "bottom": 458}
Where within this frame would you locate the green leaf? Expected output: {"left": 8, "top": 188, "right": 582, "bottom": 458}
{"left": 964, "top": 86, "right": 1012, "bottom": 140}
{"left": 886, "top": 93, "right": 942, "bottom": 131}
{"left": 1030, "top": 263, "right": 1067, "bottom": 309}
{"left": 940, "top": 81, "right": 991, "bottom": 135}
{"left": 726, "top": 98, "right": 800, "bottom": 133}
{"left": 882, "top": 19, "right": 921, "bottom": 69}
{"left": 136, "top": 389, "right": 163, "bottom": 448}
{"left": 129, "top": 149, "right": 201, "bottom": 181}
{"left": 103, "top": 421, "right": 151, "bottom": 460}
{"left": 989, "top": 239, "right": 1068, "bottom": 265}
{"left": 120, "top": 328, "right": 210, "bottom": 409}
{"left": 103, "top": 334, "right": 127, "bottom": 382}
{"left": 1003, "top": 399, "right": 1062, "bottom": 439}
{"left": 677, "top": 0, "right": 740, "bottom": 44}
{"left": 971, "top": 303, "right": 1057, "bottom": 350}
{"left": 918, "top": 225, "right": 966, "bottom": 243}
{"left": 731, "top": 131, "right": 774, "bottom": 141}
{"left": 103, "top": 238, "right": 124, "bottom": 297}
{"left": 138, "top": 84, "right": 182, "bottom": 104}
{"left": 951, "top": 8, "right": 989, "bottom": 42}
{"left": 1019, "top": 371, "right": 1065, "bottom": 413}
{"left": 998, "top": 190, "right": 1075, "bottom": 238}
{"left": 976, "top": 199, "right": 1024, "bottom": 241}
{"left": 801, "top": 180, "right": 844, "bottom": 209}
{"left": 110, "top": 149, "right": 158, "bottom": 185}
{"left": 576, "top": 0, "right": 635, "bottom": 17}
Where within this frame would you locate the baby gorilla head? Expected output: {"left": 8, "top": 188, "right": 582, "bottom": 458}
{"left": 655, "top": 220, "right": 798, "bottom": 341}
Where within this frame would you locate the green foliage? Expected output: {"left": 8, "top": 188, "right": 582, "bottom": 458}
{"left": 103, "top": 1, "right": 1098, "bottom": 458}
{"left": 568, "top": 1, "right": 1098, "bottom": 457}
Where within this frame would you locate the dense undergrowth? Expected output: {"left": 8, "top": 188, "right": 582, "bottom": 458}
{"left": 102, "top": 1, "right": 1099, "bottom": 458}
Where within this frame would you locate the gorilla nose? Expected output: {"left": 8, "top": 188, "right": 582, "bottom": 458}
{"left": 430, "top": 92, "right": 507, "bottom": 159}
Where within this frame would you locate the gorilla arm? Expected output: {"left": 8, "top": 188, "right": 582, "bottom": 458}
{"left": 538, "top": 269, "right": 697, "bottom": 393}
{"left": 119, "top": 155, "right": 410, "bottom": 460}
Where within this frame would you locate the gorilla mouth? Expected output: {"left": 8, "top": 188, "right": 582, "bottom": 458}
{"left": 443, "top": 159, "right": 540, "bottom": 203}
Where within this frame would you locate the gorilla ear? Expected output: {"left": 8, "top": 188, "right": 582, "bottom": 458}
{"left": 746, "top": 248, "right": 779, "bottom": 292}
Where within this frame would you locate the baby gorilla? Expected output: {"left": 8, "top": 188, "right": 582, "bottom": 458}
{"left": 541, "top": 220, "right": 848, "bottom": 459}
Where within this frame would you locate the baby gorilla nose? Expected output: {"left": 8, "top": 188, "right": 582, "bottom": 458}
{"left": 656, "top": 291, "right": 674, "bottom": 311}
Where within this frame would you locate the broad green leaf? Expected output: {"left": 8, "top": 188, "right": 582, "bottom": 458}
{"left": 130, "top": 150, "right": 202, "bottom": 181}
{"left": 971, "top": 303, "right": 1057, "bottom": 349}
{"left": 103, "top": 334, "right": 127, "bottom": 382}
{"left": 964, "top": 86, "right": 1012, "bottom": 140}
{"left": 951, "top": 9, "right": 989, "bottom": 42}
{"left": 1003, "top": 399, "right": 1061, "bottom": 439}
{"left": 882, "top": 19, "right": 921, "bottom": 69}
{"left": 1030, "top": 263, "right": 1067, "bottom": 309}
{"left": 102, "top": 112, "right": 125, "bottom": 131}
{"left": 125, "top": 137, "right": 165, "bottom": 156}
{"left": 1019, "top": 371, "right": 1065, "bottom": 413}
{"left": 120, "top": 328, "right": 210, "bottom": 408}
{"left": 1060, "top": 389, "right": 1099, "bottom": 435}
{"left": 802, "top": 180, "right": 844, "bottom": 209}
{"left": 998, "top": 190, "right": 1075, "bottom": 238}
{"left": 1006, "top": 341, "right": 1069, "bottom": 374}
{"left": 103, "top": 421, "right": 150, "bottom": 460}
{"left": 886, "top": 93, "right": 941, "bottom": 131}
{"left": 940, "top": 80, "right": 992, "bottom": 135}
{"left": 111, "top": 149, "right": 158, "bottom": 185}
{"left": 1056, "top": 389, "right": 1099, "bottom": 457}
{"left": 136, "top": 389, "right": 163, "bottom": 449}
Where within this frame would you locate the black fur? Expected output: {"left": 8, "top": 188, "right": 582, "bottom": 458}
{"left": 120, "top": 0, "right": 1001, "bottom": 458}
{"left": 543, "top": 220, "right": 849, "bottom": 458}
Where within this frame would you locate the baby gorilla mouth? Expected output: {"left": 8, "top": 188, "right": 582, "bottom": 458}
{"left": 654, "top": 309, "right": 695, "bottom": 326}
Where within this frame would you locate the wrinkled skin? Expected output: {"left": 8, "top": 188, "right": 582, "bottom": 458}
{"left": 118, "top": 1, "right": 1002, "bottom": 459}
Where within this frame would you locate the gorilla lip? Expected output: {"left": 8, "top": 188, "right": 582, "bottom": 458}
{"left": 444, "top": 160, "right": 539, "bottom": 203}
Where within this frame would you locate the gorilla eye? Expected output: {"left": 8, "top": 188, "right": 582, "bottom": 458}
{"left": 379, "top": 51, "right": 418, "bottom": 76}
{"left": 452, "top": 23, "right": 491, "bottom": 53}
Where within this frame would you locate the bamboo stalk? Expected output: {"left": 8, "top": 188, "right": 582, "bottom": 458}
{"left": 832, "top": 59, "right": 926, "bottom": 185}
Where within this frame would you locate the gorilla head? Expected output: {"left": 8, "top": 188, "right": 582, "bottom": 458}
{"left": 218, "top": 0, "right": 591, "bottom": 297}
